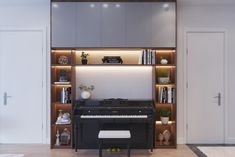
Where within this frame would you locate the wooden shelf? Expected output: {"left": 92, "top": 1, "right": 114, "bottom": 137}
{"left": 154, "top": 48, "right": 177, "bottom": 148}
{"left": 155, "top": 64, "right": 176, "bottom": 67}
{"left": 156, "top": 103, "right": 176, "bottom": 105}
{"left": 156, "top": 83, "right": 176, "bottom": 86}
{"left": 75, "top": 64, "right": 153, "bottom": 66}
{"left": 51, "top": 50, "right": 74, "bottom": 149}
{"left": 155, "top": 121, "right": 176, "bottom": 125}
{"left": 52, "top": 124, "right": 72, "bottom": 128}
{"left": 51, "top": 64, "right": 72, "bottom": 67}
{"left": 52, "top": 102, "right": 72, "bottom": 106}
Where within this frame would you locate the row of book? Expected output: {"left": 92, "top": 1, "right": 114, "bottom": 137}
{"left": 159, "top": 86, "right": 176, "bottom": 104}
{"left": 60, "top": 87, "right": 72, "bottom": 104}
{"left": 139, "top": 49, "right": 156, "bottom": 65}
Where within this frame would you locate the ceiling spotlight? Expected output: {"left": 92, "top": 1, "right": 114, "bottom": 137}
{"left": 163, "top": 3, "right": 169, "bottom": 9}
{"left": 115, "top": 4, "right": 120, "bottom": 8}
{"left": 90, "top": 3, "right": 95, "bottom": 8}
{"left": 103, "top": 3, "right": 109, "bottom": 8}
{"left": 52, "top": 3, "right": 59, "bottom": 8}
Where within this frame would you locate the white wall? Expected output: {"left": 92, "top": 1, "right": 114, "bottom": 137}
{"left": 177, "top": 3, "right": 235, "bottom": 144}
{"left": 76, "top": 66, "right": 152, "bottom": 99}
{"left": 1, "top": 0, "right": 235, "bottom": 145}
{"left": 0, "top": 0, "right": 50, "bottom": 143}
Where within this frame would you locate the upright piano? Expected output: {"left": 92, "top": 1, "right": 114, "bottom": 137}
{"left": 73, "top": 99, "right": 156, "bottom": 150}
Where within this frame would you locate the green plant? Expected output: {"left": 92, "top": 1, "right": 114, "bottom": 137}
{"left": 158, "top": 69, "right": 169, "bottom": 77}
{"left": 81, "top": 52, "right": 89, "bottom": 59}
{"left": 159, "top": 109, "right": 171, "bottom": 117}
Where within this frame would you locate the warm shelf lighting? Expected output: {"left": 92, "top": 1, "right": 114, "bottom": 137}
{"left": 52, "top": 84, "right": 71, "bottom": 87}
{"left": 156, "top": 50, "right": 175, "bottom": 53}
{"left": 75, "top": 66, "right": 153, "bottom": 72}
{"left": 51, "top": 65, "right": 72, "bottom": 68}
{"left": 51, "top": 50, "right": 72, "bottom": 53}
{"left": 155, "top": 65, "right": 176, "bottom": 68}
{"left": 156, "top": 121, "right": 175, "bottom": 125}
{"left": 156, "top": 84, "right": 175, "bottom": 87}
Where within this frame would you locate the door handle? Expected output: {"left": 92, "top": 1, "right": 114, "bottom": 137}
{"left": 213, "top": 92, "right": 221, "bottom": 106}
{"left": 3, "top": 92, "right": 12, "bottom": 105}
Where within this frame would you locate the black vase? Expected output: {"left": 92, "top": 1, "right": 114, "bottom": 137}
{"left": 81, "top": 59, "right": 88, "bottom": 65}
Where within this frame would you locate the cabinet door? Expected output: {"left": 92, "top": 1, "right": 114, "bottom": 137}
{"left": 76, "top": 3, "right": 102, "bottom": 47}
{"left": 52, "top": 2, "right": 76, "bottom": 47}
{"left": 151, "top": 2, "right": 176, "bottom": 47}
{"left": 101, "top": 3, "right": 126, "bottom": 47}
{"left": 126, "top": 3, "right": 152, "bottom": 47}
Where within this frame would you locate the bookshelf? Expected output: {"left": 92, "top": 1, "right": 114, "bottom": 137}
{"left": 50, "top": 48, "right": 176, "bottom": 149}
{"left": 154, "top": 49, "right": 177, "bottom": 148}
{"left": 51, "top": 49, "right": 75, "bottom": 149}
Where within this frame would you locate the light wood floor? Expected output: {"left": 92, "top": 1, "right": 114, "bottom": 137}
{"left": 0, "top": 144, "right": 197, "bottom": 157}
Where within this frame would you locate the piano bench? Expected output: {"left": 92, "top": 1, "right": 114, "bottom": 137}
{"left": 98, "top": 130, "right": 131, "bottom": 157}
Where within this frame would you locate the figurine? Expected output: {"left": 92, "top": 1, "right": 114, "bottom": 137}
{"left": 55, "top": 130, "right": 60, "bottom": 146}
{"left": 158, "top": 133, "right": 164, "bottom": 145}
{"left": 163, "top": 130, "right": 171, "bottom": 145}
{"left": 60, "top": 128, "right": 71, "bottom": 145}
{"left": 55, "top": 110, "right": 71, "bottom": 125}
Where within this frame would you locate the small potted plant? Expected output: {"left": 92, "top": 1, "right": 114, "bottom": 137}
{"left": 81, "top": 52, "right": 89, "bottom": 65}
{"left": 159, "top": 109, "right": 171, "bottom": 125}
{"left": 79, "top": 84, "right": 94, "bottom": 99}
{"left": 158, "top": 69, "right": 170, "bottom": 84}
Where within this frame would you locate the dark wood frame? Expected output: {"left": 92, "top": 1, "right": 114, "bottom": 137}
{"left": 50, "top": 0, "right": 177, "bottom": 149}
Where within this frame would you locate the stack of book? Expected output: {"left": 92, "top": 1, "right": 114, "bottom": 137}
{"left": 139, "top": 49, "right": 156, "bottom": 65}
{"left": 159, "top": 86, "right": 176, "bottom": 103}
{"left": 60, "top": 87, "right": 71, "bottom": 104}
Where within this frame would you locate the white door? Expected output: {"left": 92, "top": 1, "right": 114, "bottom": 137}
{"left": 186, "top": 31, "right": 225, "bottom": 143}
{"left": 0, "top": 29, "right": 45, "bottom": 143}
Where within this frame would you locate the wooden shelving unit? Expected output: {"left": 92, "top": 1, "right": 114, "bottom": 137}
{"left": 154, "top": 49, "right": 177, "bottom": 148}
{"left": 50, "top": 48, "right": 176, "bottom": 149}
{"left": 51, "top": 49, "right": 75, "bottom": 149}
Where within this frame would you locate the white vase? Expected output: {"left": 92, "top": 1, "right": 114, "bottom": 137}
{"left": 81, "top": 90, "right": 91, "bottom": 99}
{"left": 161, "top": 117, "right": 169, "bottom": 125}
{"left": 160, "top": 59, "right": 168, "bottom": 64}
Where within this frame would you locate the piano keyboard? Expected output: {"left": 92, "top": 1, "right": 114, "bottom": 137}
{"left": 80, "top": 115, "right": 148, "bottom": 119}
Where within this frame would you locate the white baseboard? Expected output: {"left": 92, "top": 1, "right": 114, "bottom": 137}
{"left": 177, "top": 137, "right": 186, "bottom": 144}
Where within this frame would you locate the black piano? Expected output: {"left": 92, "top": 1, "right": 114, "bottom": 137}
{"left": 73, "top": 98, "right": 156, "bottom": 151}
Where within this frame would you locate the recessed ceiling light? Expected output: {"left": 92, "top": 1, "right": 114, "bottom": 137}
{"left": 103, "top": 3, "right": 109, "bottom": 8}
{"left": 52, "top": 3, "right": 58, "bottom": 8}
{"left": 163, "top": 3, "right": 169, "bottom": 9}
{"left": 115, "top": 4, "right": 120, "bottom": 8}
{"left": 90, "top": 3, "right": 95, "bottom": 8}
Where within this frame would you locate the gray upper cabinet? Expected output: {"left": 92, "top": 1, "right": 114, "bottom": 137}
{"left": 51, "top": 2, "right": 176, "bottom": 48}
{"left": 52, "top": 2, "right": 76, "bottom": 47}
{"left": 76, "top": 3, "right": 102, "bottom": 47}
{"left": 101, "top": 3, "right": 126, "bottom": 47}
{"left": 126, "top": 3, "right": 153, "bottom": 47}
{"left": 151, "top": 2, "right": 176, "bottom": 47}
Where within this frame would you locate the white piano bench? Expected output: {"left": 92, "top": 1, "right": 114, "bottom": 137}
{"left": 98, "top": 130, "right": 131, "bottom": 157}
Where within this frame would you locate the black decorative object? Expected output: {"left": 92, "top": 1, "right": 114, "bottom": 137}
{"left": 102, "top": 56, "right": 123, "bottom": 64}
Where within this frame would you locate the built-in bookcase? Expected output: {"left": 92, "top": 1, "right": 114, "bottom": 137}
{"left": 154, "top": 49, "right": 177, "bottom": 148}
{"left": 50, "top": 48, "right": 176, "bottom": 149}
{"left": 51, "top": 49, "right": 76, "bottom": 149}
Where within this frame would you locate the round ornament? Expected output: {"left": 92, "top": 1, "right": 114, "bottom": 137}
{"left": 58, "top": 56, "right": 69, "bottom": 65}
